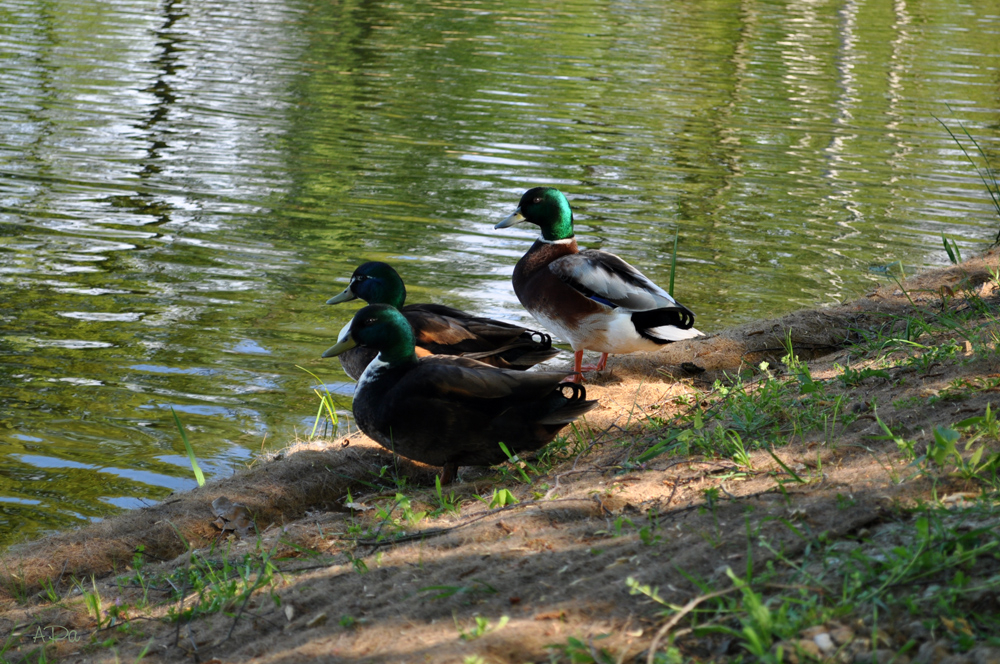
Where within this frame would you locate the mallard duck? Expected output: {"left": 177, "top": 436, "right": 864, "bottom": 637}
{"left": 326, "top": 261, "right": 559, "bottom": 380}
{"left": 322, "top": 304, "right": 597, "bottom": 482}
{"left": 495, "top": 187, "right": 703, "bottom": 381}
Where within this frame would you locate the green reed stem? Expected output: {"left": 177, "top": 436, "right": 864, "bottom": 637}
{"left": 171, "top": 407, "right": 206, "bottom": 487}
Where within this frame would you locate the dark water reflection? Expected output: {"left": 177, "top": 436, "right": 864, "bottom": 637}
{"left": 0, "top": 0, "right": 998, "bottom": 542}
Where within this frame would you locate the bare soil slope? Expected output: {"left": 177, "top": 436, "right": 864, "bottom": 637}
{"left": 2, "top": 250, "right": 999, "bottom": 664}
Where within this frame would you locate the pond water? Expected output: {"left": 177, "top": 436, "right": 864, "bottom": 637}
{"left": 1, "top": 0, "right": 999, "bottom": 543}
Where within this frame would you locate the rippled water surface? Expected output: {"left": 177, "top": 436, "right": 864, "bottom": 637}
{"left": 1, "top": 0, "right": 999, "bottom": 542}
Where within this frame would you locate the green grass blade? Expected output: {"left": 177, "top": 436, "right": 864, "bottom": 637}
{"left": 298, "top": 365, "right": 339, "bottom": 438}
{"left": 767, "top": 448, "right": 804, "bottom": 484}
{"left": 170, "top": 407, "right": 206, "bottom": 487}
{"left": 637, "top": 430, "right": 685, "bottom": 463}
{"left": 297, "top": 365, "right": 330, "bottom": 392}
{"left": 321, "top": 394, "right": 337, "bottom": 423}
{"left": 935, "top": 114, "right": 1000, "bottom": 243}
{"left": 956, "top": 121, "right": 1000, "bottom": 217}
{"left": 669, "top": 228, "right": 679, "bottom": 298}
{"left": 942, "top": 234, "right": 958, "bottom": 264}
{"left": 310, "top": 394, "right": 325, "bottom": 438}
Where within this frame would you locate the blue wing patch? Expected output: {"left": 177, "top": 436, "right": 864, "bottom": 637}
{"left": 588, "top": 294, "right": 617, "bottom": 308}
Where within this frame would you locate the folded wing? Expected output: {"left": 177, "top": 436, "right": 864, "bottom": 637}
{"left": 548, "top": 250, "right": 680, "bottom": 312}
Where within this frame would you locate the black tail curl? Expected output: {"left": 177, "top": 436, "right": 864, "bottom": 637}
{"left": 556, "top": 381, "right": 587, "bottom": 401}
{"left": 527, "top": 330, "right": 553, "bottom": 347}
{"left": 632, "top": 306, "right": 696, "bottom": 344}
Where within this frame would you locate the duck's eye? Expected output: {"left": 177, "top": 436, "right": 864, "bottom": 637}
{"left": 364, "top": 317, "right": 378, "bottom": 325}
{"left": 355, "top": 275, "right": 367, "bottom": 282}
{"left": 533, "top": 197, "right": 542, "bottom": 204}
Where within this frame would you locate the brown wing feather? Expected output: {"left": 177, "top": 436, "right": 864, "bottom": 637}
{"left": 400, "top": 304, "right": 558, "bottom": 369}
{"left": 408, "top": 356, "right": 571, "bottom": 400}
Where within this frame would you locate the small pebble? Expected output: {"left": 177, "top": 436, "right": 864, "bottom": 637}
{"left": 904, "top": 621, "right": 931, "bottom": 642}
{"left": 774, "top": 640, "right": 822, "bottom": 664}
{"left": 872, "top": 628, "right": 893, "bottom": 648}
{"left": 773, "top": 641, "right": 801, "bottom": 664}
{"left": 938, "top": 656, "right": 972, "bottom": 664}
{"left": 855, "top": 649, "right": 909, "bottom": 664}
{"left": 305, "top": 612, "right": 328, "bottom": 628}
{"left": 914, "top": 640, "right": 952, "bottom": 664}
{"left": 969, "top": 645, "right": 1000, "bottom": 664}
{"left": 830, "top": 626, "right": 856, "bottom": 645}
{"left": 800, "top": 626, "right": 828, "bottom": 639}
{"left": 796, "top": 639, "right": 823, "bottom": 659}
{"left": 814, "top": 633, "right": 835, "bottom": 652}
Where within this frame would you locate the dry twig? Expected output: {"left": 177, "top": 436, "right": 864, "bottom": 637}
{"left": 646, "top": 586, "right": 740, "bottom": 664}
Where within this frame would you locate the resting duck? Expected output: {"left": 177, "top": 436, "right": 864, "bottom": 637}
{"left": 326, "top": 261, "right": 559, "bottom": 380}
{"left": 495, "top": 187, "right": 703, "bottom": 381}
{"left": 323, "top": 304, "right": 597, "bottom": 482}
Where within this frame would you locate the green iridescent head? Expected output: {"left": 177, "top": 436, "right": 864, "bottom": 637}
{"left": 495, "top": 187, "right": 575, "bottom": 242}
{"left": 325, "top": 261, "right": 406, "bottom": 310}
{"left": 321, "top": 304, "right": 416, "bottom": 365}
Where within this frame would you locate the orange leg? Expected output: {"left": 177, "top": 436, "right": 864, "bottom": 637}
{"left": 595, "top": 353, "right": 609, "bottom": 371}
{"left": 568, "top": 351, "right": 610, "bottom": 383}
{"left": 440, "top": 462, "right": 458, "bottom": 485}
{"left": 565, "top": 350, "right": 585, "bottom": 383}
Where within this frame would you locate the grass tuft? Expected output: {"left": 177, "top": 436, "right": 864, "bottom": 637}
{"left": 935, "top": 114, "right": 1000, "bottom": 244}
{"left": 296, "top": 365, "right": 340, "bottom": 438}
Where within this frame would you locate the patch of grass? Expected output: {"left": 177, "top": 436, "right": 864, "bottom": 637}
{"left": 74, "top": 576, "right": 103, "bottom": 628}
{"left": 937, "top": 376, "right": 1000, "bottom": 403}
{"left": 596, "top": 515, "right": 635, "bottom": 539}
{"left": 904, "top": 338, "right": 963, "bottom": 373}
{"left": 546, "top": 634, "right": 619, "bottom": 663}
{"left": 126, "top": 545, "right": 151, "bottom": 610}
{"left": 454, "top": 613, "right": 508, "bottom": 640}
{"left": 1, "top": 564, "right": 30, "bottom": 605}
{"left": 488, "top": 427, "right": 592, "bottom": 485}
{"left": 476, "top": 487, "right": 518, "bottom": 509}
{"left": 943, "top": 233, "right": 963, "bottom": 265}
{"left": 430, "top": 476, "right": 461, "bottom": 517}
{"left": 928, "top": 424, "right": 1000, "bottom": 485}
{"left": 874, "top": 409, "right": 918, "bottom": 463}
{"left": 875, "top": 404, "right": 1000, "bottom": 487}
{"left": 638, "top": 509, "right": 665, "bottom": 546}
{"left": 38, "top": 576, "right": 59, "bottom": 604}
{"left": 955, "top": 402, "right": 1000, "bottom": 442}
{"left": 339, "top": 489, "right": 439, "bottom": 548}
{"left": 391, "top": 493, "right": 426, "bottom": 528}
{"left": 161, "top": 546, "right": 282, "bottom": 623}
{"left": 497, "top": 441, "right": 540, "bottom": 483}
{"left": 630, "top": 498, "right": 1000, "bottom": 663}
{"left": 836, "top": 364, "right": 891, "bottom": 387}
{"left": 635, "top": 429, "right": 688, "bottom": 464}
{"left": 417, "top": 579, "right": 497, "bottom": 601}
{"left": 296, "top": 365, "right": 340, "bottom": 439}
{"left": 345, "top": 551, "right": 368, "bottom": 575}
{"left": 639, "top": 348, "right": 858, "bottom": 465}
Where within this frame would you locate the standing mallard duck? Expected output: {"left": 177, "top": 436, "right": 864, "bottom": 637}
{"left": 323, "top": 304, "right": 597, "bottom": 482}
{"left": 326, "top": 261, "right": 558, "bottom": 380}
{"left": 495, "top": 187, "right": 703, "bottom": 381}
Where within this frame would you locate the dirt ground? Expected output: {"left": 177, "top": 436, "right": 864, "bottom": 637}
{"left": 1, "top": 250, "right": 999, "bottom": 664}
